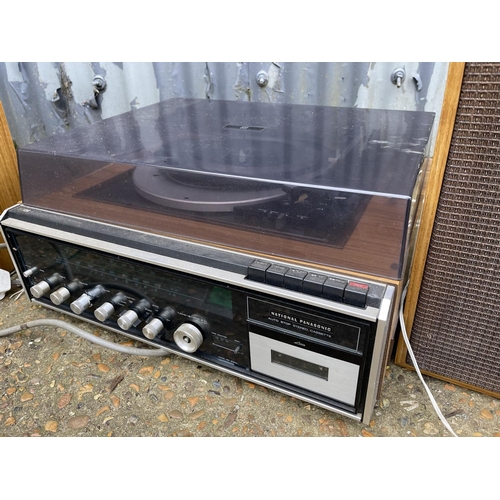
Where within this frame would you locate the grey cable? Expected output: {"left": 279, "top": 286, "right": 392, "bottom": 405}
{"left": 0, "top": 318, "right": 170, "bottom": 357}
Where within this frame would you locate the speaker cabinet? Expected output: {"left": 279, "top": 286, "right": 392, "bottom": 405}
{"left": 396, "top": 62, "right": 500, "bottom": 397}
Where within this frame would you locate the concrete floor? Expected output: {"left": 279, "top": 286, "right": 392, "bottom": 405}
{"left": 1, "top": 290, "right": 500, "bottom": 438}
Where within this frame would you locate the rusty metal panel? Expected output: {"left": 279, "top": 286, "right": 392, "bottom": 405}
{"left": 0, "top": 62, "right": 448, "bottom": 152}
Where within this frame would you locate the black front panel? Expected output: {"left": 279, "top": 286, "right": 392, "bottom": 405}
{"left": 6, "top": 229, "right": 250, "bottom": 367}
{"left": 3, "top": 226, "right": 380, "bottom": 414}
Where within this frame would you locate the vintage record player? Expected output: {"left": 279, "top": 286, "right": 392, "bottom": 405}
{"left": 0, "top": 98, "right": 434, "bottom": 423}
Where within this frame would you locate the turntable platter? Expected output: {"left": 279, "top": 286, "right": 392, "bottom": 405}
{"left": 132, "top": 167, "right": 287, "bottom": 213}
{"left": 131, "top": 132, "right": 342, "bottom": 212}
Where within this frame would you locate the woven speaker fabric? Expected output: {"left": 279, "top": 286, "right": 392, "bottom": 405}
{"left": 409, "top": 63, "right": 500, "bottom": 394}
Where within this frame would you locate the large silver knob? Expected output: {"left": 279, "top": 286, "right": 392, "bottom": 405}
{"left": 173, "top": 323, "right": 204, "bottom": 353}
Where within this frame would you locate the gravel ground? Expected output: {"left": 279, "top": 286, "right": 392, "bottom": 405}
{"left": 1, "top": 293, "right": 500, "bottom": 438}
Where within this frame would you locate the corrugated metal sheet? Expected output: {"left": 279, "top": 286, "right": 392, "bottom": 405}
{"left": 0, "top": 62, "right": 449, "bottom": 153}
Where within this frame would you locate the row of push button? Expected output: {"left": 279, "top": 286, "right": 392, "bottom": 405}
{"left": 246, "top": 259, "right": 370, "bottom": 308}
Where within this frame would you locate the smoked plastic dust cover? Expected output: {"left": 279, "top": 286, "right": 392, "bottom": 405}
{"left": 17, "top": 98, "right": 435, "bottom": 279}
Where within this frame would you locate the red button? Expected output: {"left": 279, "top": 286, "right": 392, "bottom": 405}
{"left": 348, "top": 281, "right": 369, "bottom": 290}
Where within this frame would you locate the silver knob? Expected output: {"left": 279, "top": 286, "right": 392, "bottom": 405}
{"left": 117, "top": 310, "right": 139, "bottom": 331}
{"left": 173, "top": 323, "right": 204, "bottom": 353}
{"left": 50, "top": 286, "right": 71, "bottom": 305}
{"left": 142, "top": 318, "right": 164, "bottom": 340}
{"left": 94, "top": 302, "right": 115, "bottom": 322}
{"left": 30, "top": 281, "right": 51, "bottom": 298}
{"left": 23, "top": 267, "right": 38, "bottom": 278}
{"left": 70, "top": 294, "right": 92, "bottom": 315}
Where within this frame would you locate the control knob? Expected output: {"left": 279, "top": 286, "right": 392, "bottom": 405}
{"left": 117, "top": 299, "right": 151, "bottom": 331}
{"left": 94, "top": 292, "right": 127, "bottom": 322}
{"left": 23, "top": 267, "right": 38, "bottom": 278}
{"left": 70, "top": 285, "right": 106, "bottom": 315}
{"left": 173, "top": 314, "right": 210, "bottom": 353}
{"left": 142, "top": 307, "right": 176, "bottom": 340}
{"left": 30, "top": 274, "right": 64, "bottom": 299}
{"left": 50, "top": 280, "right": 83, "bottom": 305}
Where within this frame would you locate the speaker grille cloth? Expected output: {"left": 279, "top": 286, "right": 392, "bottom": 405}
{"left": 408, "top": 63, "right": 500, "bottom": 393}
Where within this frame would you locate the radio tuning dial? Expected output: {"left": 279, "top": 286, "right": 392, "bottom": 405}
{"left": 173, "top": 315, "right": 209, "bottom": 353}
{"left": 173, "top": 323, "right": 204, "bottom": 353}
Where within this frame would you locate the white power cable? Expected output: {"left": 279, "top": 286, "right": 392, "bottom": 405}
{"left": 399, "top": 282, "right": 458, "bottom": 437}
{"left": 0, "top": 318, "right": 169, "bottom": 357}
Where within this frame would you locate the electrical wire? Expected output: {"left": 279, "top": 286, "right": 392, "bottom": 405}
{"left": 399, "top": 282, "right": 458, "bottom": 437}
{"left": 9, "top": 289, "right": 24, "bottom": 301}
{"left": 0, "top": 318, "right": 170, "bottom": 357}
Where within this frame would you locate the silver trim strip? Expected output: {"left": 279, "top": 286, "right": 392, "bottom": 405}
{"left": 2, "top": 205, "right": 391, "bottom": 289}
{"left": 2, "top": 217, "right": 381, "bottom": 321}
{"left": 13, "top": 205, "right": 267, "bottom": 261}
{"left": 361, "top": 285, "right": 395, "bottom": 424}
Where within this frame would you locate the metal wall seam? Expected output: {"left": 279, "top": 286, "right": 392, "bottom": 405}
{"left": 0, "top": 62, "right": 449, "bottom": 153}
